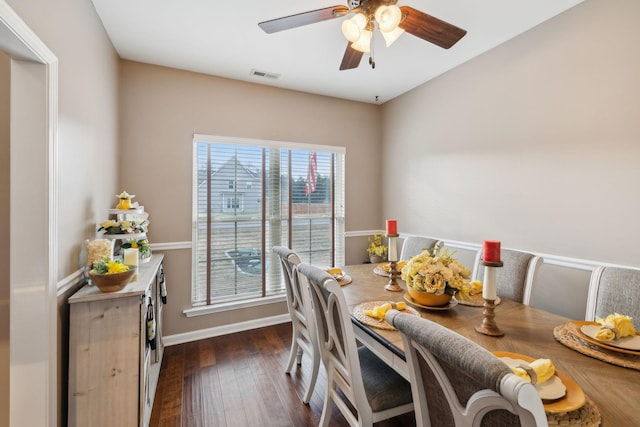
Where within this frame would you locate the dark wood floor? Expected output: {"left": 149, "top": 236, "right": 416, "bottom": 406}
{"left": 150, "top": 322, "right": 416, "bottom": 427}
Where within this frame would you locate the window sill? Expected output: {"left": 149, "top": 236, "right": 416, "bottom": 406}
{"left": 183, "top": 294, "right": 287, "bottom": 318}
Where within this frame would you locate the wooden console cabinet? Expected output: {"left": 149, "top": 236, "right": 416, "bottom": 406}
{"left": 68, "top": 254, "right": 165, "bottom": 427}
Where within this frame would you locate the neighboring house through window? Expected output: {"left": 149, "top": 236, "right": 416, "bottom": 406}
{"left": 192, "top": 134, "right": 346, "bottom": 306}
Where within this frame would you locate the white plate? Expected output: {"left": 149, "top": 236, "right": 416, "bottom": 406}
{"left": 499, "top": 357, "right": 567, "bottom": 401}
{"left": 580, "top": 324, "right": 640, "bottom": 351}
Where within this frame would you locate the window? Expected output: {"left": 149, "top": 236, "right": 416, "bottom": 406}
{"left": 192, "top": 135, "right": 346, "bottom": 306}
{"left": 223, "top": 193, "right": 243, "bottom": 211}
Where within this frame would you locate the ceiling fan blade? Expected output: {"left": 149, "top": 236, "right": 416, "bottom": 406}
{"left": 259, "top": 6, "right": 350, "bottom": 34}
{"left": 399, "top": 6, "right": 467, "bottom": 49}
{"left": 339, "top": 43, "right": 364, "bottom": 71}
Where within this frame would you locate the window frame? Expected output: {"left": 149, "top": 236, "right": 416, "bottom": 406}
{"left": 191, "top": 134, "right": 346, "bottom": 308}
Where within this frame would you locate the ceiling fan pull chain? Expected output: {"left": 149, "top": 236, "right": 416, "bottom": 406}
{"left": 369, "top": 38, "right": 375, "bottom": 69}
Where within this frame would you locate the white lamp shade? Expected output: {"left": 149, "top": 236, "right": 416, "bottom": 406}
{"left": 375, "top": 5, "right": 402, "bottom": 33}
{"left": 341, "top": 13, "right": 368, "bottom": 43}
{"left": 381, "top": 26, "right": 405, "bottom": 47}
{"left": 351, "top": 29, "right": 372, "bottom": 53}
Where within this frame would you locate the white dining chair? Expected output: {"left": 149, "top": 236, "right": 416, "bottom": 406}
{"left": 272, "top": 246, "right": 320, "bottom": 404}
{"left": 400, "top": 236, "right": 442, "bottom": 260}
{"left": 296, "top": 262, "right": 414, "bottom": 427}
{"left": 473, "top": 248, "right": 543, "bottom": 304}
{"left": 586, "top": 265, "right": 640, "bottom": 327}
{"left": 386, "top": 309, "right": 548, "bottom": 427}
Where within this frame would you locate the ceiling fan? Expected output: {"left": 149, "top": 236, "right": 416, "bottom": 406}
{"left": 258, "top": 0, "right": 467, "bottom": 70}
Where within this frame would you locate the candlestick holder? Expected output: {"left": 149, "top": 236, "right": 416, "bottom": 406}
{"left": 385, "top": 233, "right": 403, "bottom": 292}
{"left": 385, "top": 260, "right": 403, "bottom": 292}
{"left": 475, "top": 260, "right": 505, "bottom": 337}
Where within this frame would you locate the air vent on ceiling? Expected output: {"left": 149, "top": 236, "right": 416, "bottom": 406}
{"left": 250, "top": 69, "right": 280, "bottom": 80}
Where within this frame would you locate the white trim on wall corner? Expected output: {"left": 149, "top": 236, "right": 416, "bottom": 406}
{"left": 163, "top": 313, "right": 291, "bottom": 346}
{"left": 56, "top": 269, "right": 84, "bottom": 296}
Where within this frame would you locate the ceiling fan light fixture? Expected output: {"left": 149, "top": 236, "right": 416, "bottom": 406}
{"left": 374, "top": 5, "right": 401, "bottom": 33}
{"left": 351, "top": 28, "right": 372, "bottom": 53}
{"left": 381, "top": 26, "right": 405, "bottom": 47}
{"left": 341, "top": 12, "right": 368, "bottom": 42}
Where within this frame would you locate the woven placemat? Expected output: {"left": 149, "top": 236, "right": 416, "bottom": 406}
{"left": 352, "top": 301, "right": 419, "bottom": 330}
{"left": 546, "top": 395, "right": 600, "bottom": 427}
{"left": 553, "top": 323, "right": 640, "bottom": 370}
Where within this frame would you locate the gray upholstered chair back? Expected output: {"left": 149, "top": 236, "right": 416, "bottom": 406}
{"left": 586, "top": 266, "right": 640, "bottom": 328}
{"left": 297, "top": 262, "right": 413, "bottom": 427}
{"left": 400, "top": 236, "right": 442, "bottom": 260}
{"left": 386, "top": 310, "right": 548, "bottom": 427}
{"left": 271, "top": 246, "right": 319, "bottom": 403}
{"left": 474, "top": 248, "right": 543, "bottom": 304}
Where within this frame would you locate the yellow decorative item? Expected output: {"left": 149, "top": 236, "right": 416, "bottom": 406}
{"left": 595, "top": 327, "right": 617, "bottom": 342}
{"left": 596, "top": 313, "right": 636, "bottom": 338}
{"left": 364, "top": 301, "right": 406, "bottom": 319}
{"left": 395, "top": 301, "right": 407, "bottom": 310}
{"left": 529, "top": 358, "right": 555, "bottom": 384}
{"left": 510, "top": 358, "right": 556, "bottom": 385}
{"left": 367, "top": 234, "right": 388, "bottom": 259}
{"left": 469, "top": 280, "right": 483, "bottom": 295}
{"left": 116, "top": 190, "right": 135, "bottom": 210}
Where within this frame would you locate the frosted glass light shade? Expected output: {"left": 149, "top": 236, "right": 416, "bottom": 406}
{"left": 374, "top": 5, "right": 401, "bottom": 33}
{"left": 351, "top": 29, "right": 372, "bottom": 53}
{"left": 381, "top": 26, "right": 405, "bottom": 47}
{"left": 341, "top": 13, "right": 368, "bottom": 42}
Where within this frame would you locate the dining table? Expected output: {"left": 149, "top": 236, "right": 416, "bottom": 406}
{"left": 338, "top": 263, "right": 640, "bottom": 427}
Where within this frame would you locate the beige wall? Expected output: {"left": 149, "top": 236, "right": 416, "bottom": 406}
{"left": 382, "top": 0, "right": 640, "bottom": 267}
{"left": 0, "top": 50, "right": 9, "bottom": 427}
{"left": 118, "top": 60, "right": 382, "bottom": 335}
{"left": 8, "top": 0, "right": 121, "bottom": 278}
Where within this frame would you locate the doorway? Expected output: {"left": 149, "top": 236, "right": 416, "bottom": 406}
{"left": 0, "top": 2, "right": 58, "bottom": 426}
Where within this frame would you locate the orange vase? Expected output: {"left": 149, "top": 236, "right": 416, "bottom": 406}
{"left": 408, "top": 287, "right": 452, "bottom": 307}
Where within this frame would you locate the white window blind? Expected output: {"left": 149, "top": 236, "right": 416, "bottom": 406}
{"left": 192, "top": 135, "right": 345, "bottom": 306}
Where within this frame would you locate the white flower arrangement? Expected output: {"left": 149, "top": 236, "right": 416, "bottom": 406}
{"left": 98, "top": 219, "right": 149, "bottom": 234}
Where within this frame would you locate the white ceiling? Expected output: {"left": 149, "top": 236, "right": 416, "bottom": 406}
{"left": 91, "top": 0, "right": 583, "bottom": 104}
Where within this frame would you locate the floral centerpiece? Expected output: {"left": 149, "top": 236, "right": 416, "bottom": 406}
{"left": 121, "top": 238, "right": 152, "bottom": 261}
{"left": 88, "top": 257, "right": 136, "bottom": 292}
{"left": 367, "top": 234, "right": 388, "bottom": 263}
{"left": 98, "top": 218, "right": 149, "bottom": 234}
{"left": 401, "top": 248, "right": 472, "bottom": 306}
{"left": 91, "top": 257, "right": 130, "bottom": 274}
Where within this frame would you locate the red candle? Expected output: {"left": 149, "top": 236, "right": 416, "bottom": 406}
{"left": 483, "top": 240, "right": 501, "bottom": 262}
{"left": 386, "top": 219, "right": 397, "bottom": 235}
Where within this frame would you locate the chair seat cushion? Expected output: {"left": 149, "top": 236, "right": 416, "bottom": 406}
{"left": 358, "top": 346, "right": 413, "bottom": 412}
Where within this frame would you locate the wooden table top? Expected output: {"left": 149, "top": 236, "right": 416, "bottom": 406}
{"left": 340, "top": 263, "right": 640, "bottom": 426}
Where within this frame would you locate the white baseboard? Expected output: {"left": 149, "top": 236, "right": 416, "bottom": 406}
{"left": 163, "top": 313, "right": 291, "bottom": 346}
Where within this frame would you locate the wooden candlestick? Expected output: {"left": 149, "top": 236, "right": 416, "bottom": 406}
{"left": 385, "top": 259, "right": 403, "bottom": 292}
{"left": 474, "top": 299, "right": 504, "bottom": 337}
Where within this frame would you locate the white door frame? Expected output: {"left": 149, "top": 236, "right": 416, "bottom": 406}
{"left": 0, "top": 2, "right": 58, "bottom": 426}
